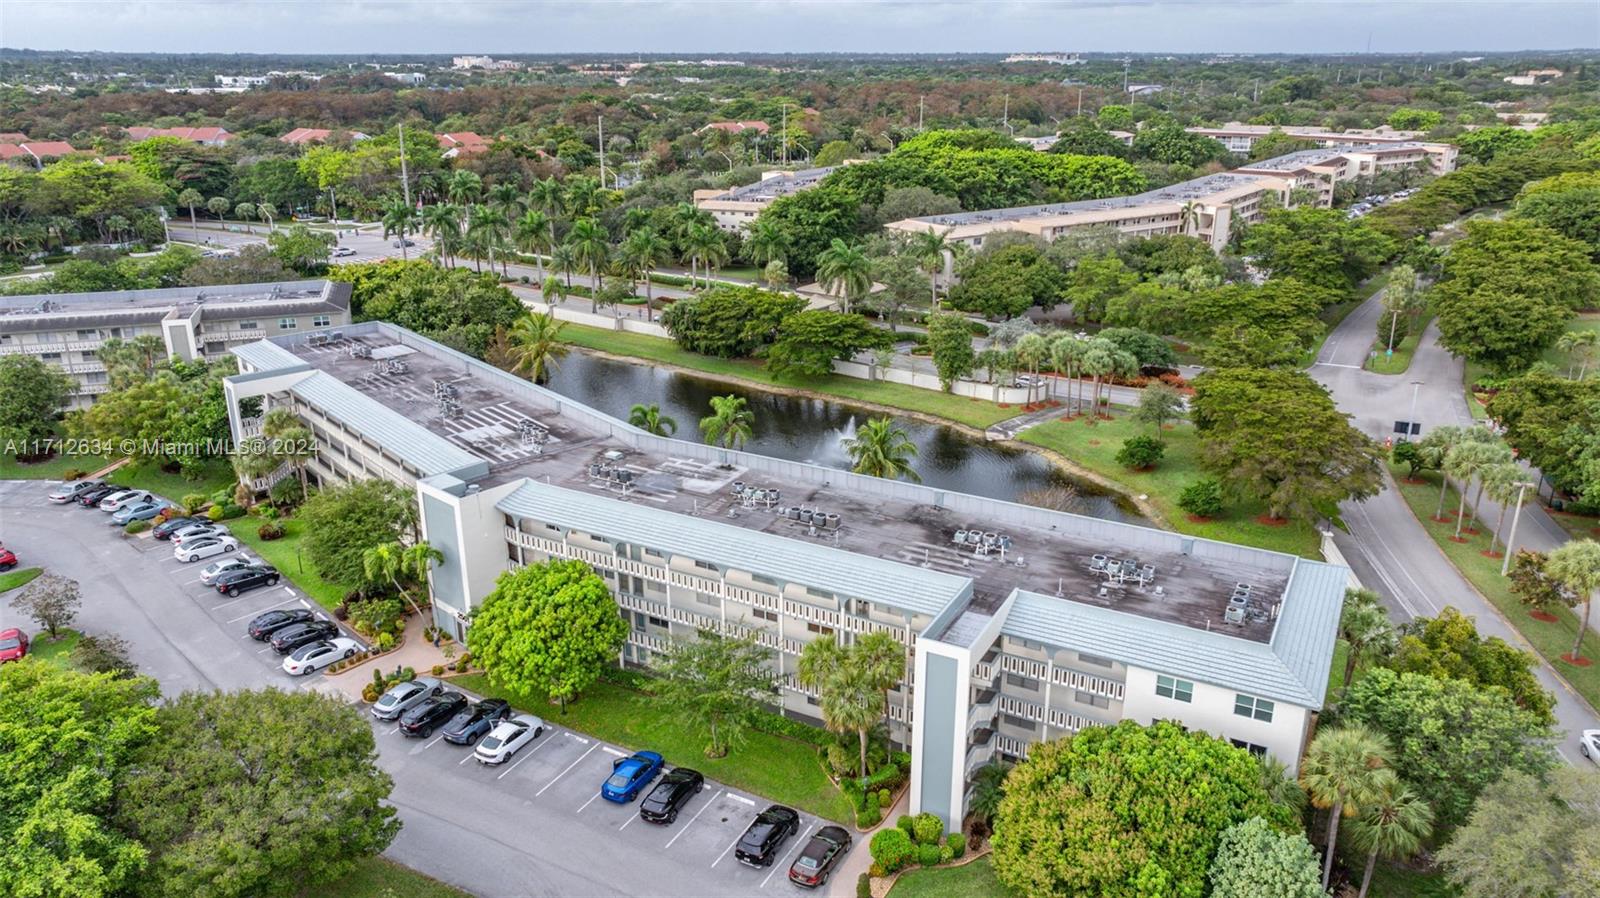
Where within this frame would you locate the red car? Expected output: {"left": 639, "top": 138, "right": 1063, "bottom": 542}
{"left": 0, "top": 545, "right": 16, "bottom": 571}
{"left": 0, "top": 628, "right": 28, "bottom": 663}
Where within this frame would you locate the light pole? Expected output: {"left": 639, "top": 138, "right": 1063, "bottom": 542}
{"left": 1387, "top": 307, "right": 1401, "bottom": 354}
{"left": 1501, "top": 480, "right": 1536, "bottom": 576}
{"left": 1406, "top": 380, "right": 1423, "bottom": 439}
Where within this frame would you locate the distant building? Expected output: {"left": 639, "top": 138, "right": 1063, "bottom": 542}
{"left": 1187, "top": 123, "right": 1444, "bottom": 161}
{"left": 437, "top": 132, "right": 491, "bottom": 158}
{"left": 452, "top": 55, "right": 522, "bottom": 71}
{"left": 123, "top": 126, "right": 232, "bottom": 146}
{"left": 0, "top": 140, "right": 80, "bottom": 167}
{"left": 698, "top": 120, "right": 770, "bottom": 136}
{"left": 1503, "top": 68, "right": 1564, "bottom": 85}
{"left": 1004, "top": 53, "right": 1083, "bottom": 65}
{"left": 1126, "top": 84, "right": 1165, "bottom": 97}
{"left": 214, "top": 75, "right": 269, "bottom": 88}
{"left": 692, "top": 166, "right": 839, "bottom": 231}
{"left": 280, "top": 128, "right": 370, "bottom": 145}
{"left": 384, "top": 72, "right": 427, "bottom": 85}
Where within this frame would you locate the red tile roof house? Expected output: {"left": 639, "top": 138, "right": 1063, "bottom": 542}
{"left": 124, "top": 126, "right": 233, "bottom": 146}
{"left": 0, "top": 141, "right": 81, "bottom": 166}
{"left": 280, "top": 127, "right": 371, "bottom": 145}
{"left": 0, "top": 132, "right": 28, "bottom": 143}
{"left": 697, "top": 120, "right": 770, "bottom": 135}
{"left": 437, "top": 132, "right": 491, "bottom": 158}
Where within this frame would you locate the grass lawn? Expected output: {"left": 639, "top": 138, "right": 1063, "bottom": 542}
{"left": 558, "top": 324, "right": 1017, "bottom": 430}
{"left": 323, "top": 856, "right": 472, "bottom": 898}
{"left": 715, "top": 265, "right": 761, "bottom": 281}
{"left": 225, "top": 516, "right": 352, "bottom": 610}
{"left": 889, "top": 856, "right": 1010, "bottom": 898}
{"left": 451, "top": 672, "right": 854, "bottom": 823}
{"left": 0, "top": 567, "right": 43, "bottom": 593}
{"left": 1548, "top": 507, "right": 1600, "bottom": 541}
{"left": 1018, "top": 416, "right": 1324, "bottom": 559}
{"left": 107, "top": 459, "right": 234, "bottom": 500}
{"left": 28, "top": 628, "right": 82, "bottom": 669}
{"left": 1389, "top": 464, "right": 1600, "bottom": 710}
{"left": 1368, "top": 315, "right": 1432, "bottom": 375}
{"left": 1463, "top": 313, "right": 1600, "bottom": 393}
{"left": 0, "top": 452, "right": 83, "bottom": 481}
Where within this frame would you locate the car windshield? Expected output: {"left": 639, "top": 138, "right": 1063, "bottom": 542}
{"left": 0, "top": 637, "right": 19, "bottom": 650}
{"left": 480, "top": 735, "right": 502, "bottom": 750}
{"left": 605, "top": 773, "right": 633, "bottom": 790}
{"left": 795, "top": 854, "right": 821, "bottom": 870}
{"left": 289, "top": 643, "right": 324, "bottom": 660}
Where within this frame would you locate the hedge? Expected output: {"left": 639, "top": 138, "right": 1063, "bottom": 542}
{"left": 870, "top": 827, "right": 915, "bottom": 874}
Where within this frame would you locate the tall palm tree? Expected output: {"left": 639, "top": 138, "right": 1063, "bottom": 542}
{"left": 1077, "top": 338, "right": 1117, "bottom": 419}
{"left": 515, "top": 209, "right": 553, "bottom": 282}
{"left": 262, "top": 408, "right": 316, "bottom": 501}
{"left": 841, "top": 417, "right": 921, "bottom": 482}
{"left": 1546, "top": 539, "right": 1600, "bottom": 663}
{"left": 1444, "top": 441, "right": 1511, "bottom": 540}
{"left": 1015, "top": 332, "right": 1050, "bottom": 405}
{"left": 1557, "top": 330, "right": 1599, "bottom": 380}
{"left": 420, "top": 203, "right": 461, "bottom": 267}
{"left": 361, "top": 541, "right": 433, "bottom": 619}
{"left": 564, "top": 174, "right": 602, "bottom": 219}
{"left": 1338, "top": 588, "right": 1396, "bottom": 695}
{"left": 743, "top": 218, "right": 790, "bottom": 270}
{"left": 234, "top": 202, "right": 256, "bottom": 234}
{"left": 853, "top": 630, "right": 906, "bottom": 732}
{"left": 469, "top": 205, "right": 514, "bottom": 276}
{"left": 1177, "top": 200, "right": 1202, "bottom": 236}
{"left": 628, "top": 404, "right": 677, "bottom": 436}
{"left": 814, "top": 238, "right": 872, "bottom": 313}
{"left": 1481, "top": 461, "right": 1526, "bottom": 556}
{"left": 619, "top": 227, "right": 670, "bottom": 320}
{"left": 541, "top": 275, "right": 568, "bottom": 307}
{"left": 699, "top": 394, "right": 754, "bottom": 451}
{"left": 380, "top": 197, "right": 419, "bottom": 261}
{"left": 1050, "top": 333, "right": 1087, "bottom": 416}
{"left": 1345, "top": 782, "right": 1433, "bottom": 898}
{"left": 527, "top": 177, "right": 565, "bottom": 249}
{"left": 445, "top": 170, "right": 483, "bottom": 207}
{"left": 681, "top": 223, "right": 728, "bottom": 289}
{"left": 905, "top": 228, "right": 952, "bottom": 309}
{"left": 1416, "top": 425, "right": 1487, "bottom": 521}
{"left": 505, "top": 311, "right": 569, "bottom": 384}
{"left": 549, "top": 243, "right": 578, "bottom": 290}
{"left": 177, "top": 188, "right": 203, "bottom": 240}
{"left": 966, "top": 761, "right": 1012, "bottom": 831}
{"left": 795, "top": 637, "right": 883, "bottom": 778}
{"left": 487, "top": 182, "right": 523, "bottom": 219}
{"left": 1300, "top": 723, "right": 1398, "bottom": 890}
{"left": 566, "top": 217, "right": 612, "bottom": 311}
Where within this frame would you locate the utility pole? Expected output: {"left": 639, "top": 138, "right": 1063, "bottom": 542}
{"left": 598, "top": 115, "right": 606, "bottom": 188}
{"left": 1407, "top": 380, "right": 1423, "bottom": 439}
{"left": 1253, "top": 78, "right": 1260, "bottom": 103}
{"left": 780, "top": 103, "right": 788, "bottom": 166}
{"left": 1387, "top": 307, "right": 1401, "bottom": 354}
{"left": 1122, "top": 58, "right": 1130, "bottom": 92}
{"left": 328, "top": 187, "right": 339, "bottom": 226}
{"left": 397, "top": 122, "right": 412, "bottom": 208}
{"left": 1075, "top": 87, "right": 1083, "bottom": 117}
{"left": 918, "top": 94, "right": 924, "bottom": 130}
{"left": 1501, "top": 480, "right": 1536, "bottom": 575}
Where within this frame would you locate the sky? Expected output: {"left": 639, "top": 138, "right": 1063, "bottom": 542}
{"left": 1, "top": 0, "right": 1596, "bottom": 55}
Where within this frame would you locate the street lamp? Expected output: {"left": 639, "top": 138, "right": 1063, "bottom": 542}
{"left": 1500, "top": 480, "right": 1537, "bottom": 576}
{"left": 1406, "top": 380, "right": 1423, "bottom": 439}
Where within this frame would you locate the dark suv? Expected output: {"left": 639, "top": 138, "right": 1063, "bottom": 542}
{"left": 399, "top": 691, "right": 469, "bottom": 738}
{"left": 247, "top": 608, "right": 314, "bottom": 640}
{"left": 441, "top": 698, "right": 512, "bottom": 745}
{"left": 638, "top": 767, "right": 705, "bottom": 824}
{"left": 215, "top": 564, "right": 280, "bottom": 597}
{"left": 76, "top": 485, "right": 118, "bottom": 507}
{"left": 269, "top": 620, "right": 338, "bottom": 654}
{"left": 735, "top": 805, "right": 800, "bottom": 867}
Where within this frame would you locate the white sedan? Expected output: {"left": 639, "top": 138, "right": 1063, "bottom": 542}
{"left": 200, "top": 556, "right": 255, "bottom": 585}
{"left": 281, "top": 637, "right": 363, "bottom": 676}
{"left": 48, "top": 480, "right": 102, "bottom": 503}
{"left": 171, "top": 524, "right": 225, "bottom": 546}
{"left": 473, "top": 714, "right": 545, "bottom": 765}
{"left": 174, "top": 536, "right": 240, "bottom": 563}
{"left": 1581, "top": 730, "right": 1600, "bottom": 765}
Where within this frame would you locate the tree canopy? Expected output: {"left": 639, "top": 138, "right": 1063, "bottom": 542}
{"left": 764, "top": 309, "right": 893, "bottom": 379}
{"left": 297, "top": 479, "right": 417, "bottom": 587}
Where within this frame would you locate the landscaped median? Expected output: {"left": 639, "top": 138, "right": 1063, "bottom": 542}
{"left": 449, "top": 670, "right": 856, "bottom": 823}
{"left": 1388, "top": 464, "right": 1600, "bottom": 710}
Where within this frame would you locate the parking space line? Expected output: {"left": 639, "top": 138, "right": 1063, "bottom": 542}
{"left": 226, "top": 597, "right": 299, "bottom": 622}
{"left": 386, "top": 725, "right": 401, "bottom": 736}
{"left": 535, "top": 742, "right": 598, "bottom": 795}
{"left": 420, "top": 734, "right": 447, "bottom": 751}
{"left": 727, "top": 793, "right": 755, "bottom": 806}
{"left": 664, "top": 790, "right": 721, "bottom": 849}
{"left": 710, "top": 831, "right": 743, "bottom": 869}
{"left": 600, "top": 746, "right": 627, "bottom": 758}
{"left": 618, "top": 811, "right": 637, "bottom": 831}
{"left": 496, "top": 734, "right": 556, "bottom": 780}
{"left": 576, "top": 791, "right": 603, "bottom": 813}
{"left": 458, "top": 751, "right": 475, "bottom": 766}
{"left": 761, "top": 824, "right": 813, "bottom": 888}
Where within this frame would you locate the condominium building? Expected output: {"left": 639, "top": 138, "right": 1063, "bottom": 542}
{"left": 1233, "top": 142, "right": 1447, "bottom": 206}
{"left": 692, "top": 166, "right": 839, "bottom": 231}
{"left": 0, "top": 280, "right": 350, "bottom": 407}
{"left": 1186, "top": 124, "right": 1458, "bottom": 174}
{"left": 223, "top": 321, "right": 1346, "bottom": 830}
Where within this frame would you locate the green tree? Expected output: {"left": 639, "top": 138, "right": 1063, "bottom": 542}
{"left": 1545, "top": 539, "right": 1600, "bottom": 663}
{"left": 466, "top": 558, "right": 628, "bottom": 710}
{"left": 9, "top": 572, "right": 80, "bottom": 639}
{"left": 1133, "top": 382, "right": 1184, "bottom": 434}
{"left": 1133, "top": 124, "right": 1229, "bottom": 167}
{"left": 991, "top": 721, "right": 1294, "bottom": 898}
{"left": 1443, "top": 440, "right": 1513, "bottom": 541}
{"left": 1454, "top": 126, "right": 1538, "bottom": 163}
{"left": 1063, "top": 253, "right": 1138, "bottom": 323}
{"left": 361, "top": 540, "right": 442, "bottom": 619}
{"left": 1344, "top": 782, "right": 1433, "bottom": 898}
{"left": 567, "top": 217, "right": 612, "bottom": 310}
{"left": 1206, "top": 817, "right": 1327, "bottom": 898}
{"left": 1342, "top": 668, "right": 1556, "bottom": 831}
{"left": 903, "top": 228, "right": 952, "bottom": 309}
{"left": 765, "top": 309, "right": 892, "bottom": 379}
{"left": 297, "top": 479, "right": 417, "bottom": 586}
{"left": 176, "top": 187, "right": 203, "bottom": 238}
{"left": 505, "top": 311, "right": 569, "bottom": 384}
{"left": 699, "top": 394, "right": 755, "bottom": 450}
{"left": 206, "top": 195, "right": 230, "bottom": 219}
{"left": 1240, "top": 208, "right": 1395, "bottom": 292}
{"left": 628, "top": 404, "right": 677, "bottom": 436}
{"left": 841, "top": 417, "right": 920, "bottom": 482}
{"left": 926, "top": 312, "right": 975, "bottom": 392}
{"left": 966, "top": 760, "right": 1011, "bottom": 831}
{"left": 115, "top": 689, "right": 399, "bottom": 898}
{"left": 1048, "top": 124, "right": 1132, "bottom": 159}
{"left": 1436, "top": 768, "right": 1600, "bottom": 898}
{"left": 796, "top": 635, "right": 900, "bottom": 777}
{"left": 1385, "top": 606, "right": 1553, "bottom": 722}
{"left": 379, "top": 196, "right": 418, "bottom": 262}
{"left": 653, "top": 630, "right": 774, "bottom": 758}
{"left": 1338, "top": 588, "right": 1397, "bottom": 696}
{"left": 233, "top": 202, "right": 256, "bottom": 234}
{"left": 1115, "top": 435, "right": 1166, "bottom": 470}
{"left": 948, "top": 242, "right": 1069, "bottom": 319}
{"left": 1299, "top": 723, "right": 1397, "bottom": 890}
{"left": 1387, "top": 108, "right": 1443, "bottom": 131}
{"left": 743, "top": 217, "right": 791, "bottom": 270}
{"left": 659, "top": 286, "right": 806, "bottom": 358}
{"left": 267, "top": 225, "right": 336, "bottom": 273}
{"left": 1513, "top": 171, "right": 1600, "bottom": 259}
{"left": 814, "top": 238, "right": 873, "bottom": 314}
{"left": 0, "top": 354, "right": 74, "bottom": 454}
{"left": 619, "top": 227, "right": 670, "bottom": 320}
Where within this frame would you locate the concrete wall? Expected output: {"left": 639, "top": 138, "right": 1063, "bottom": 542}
{"left": 1120, "top": 666, "right": 1312, "bottom": 773}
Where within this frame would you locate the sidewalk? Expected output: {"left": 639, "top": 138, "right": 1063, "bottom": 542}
{"left": 324, "top": 612, "right": 454, "bottom": 701}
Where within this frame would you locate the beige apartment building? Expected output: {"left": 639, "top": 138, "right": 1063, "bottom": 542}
{"left": 1187, "top": 124, "right": 1458, "bottom": 174}
{"left": 692, "top": 166, "right": 839, "bottom": 231}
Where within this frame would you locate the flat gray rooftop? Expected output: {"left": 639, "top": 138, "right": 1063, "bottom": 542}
{"left": 1234, "top": 142, "right": 1428, "bottom": 173}
{"left": 287, "top": 332, "right": 1287, "bottom": 643}
{"left": 911, "top": 172, "right": 1268, "bottom": 227}
{"left": 712, "top": 166, "right": 838, "bottom": 202}
{"left": 1, "top": 280, "right": 345, "bottom": 331}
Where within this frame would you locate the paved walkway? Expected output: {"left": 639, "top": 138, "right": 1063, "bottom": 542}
{"left": 324, "top": 612, "right": 454, "bottom": 701}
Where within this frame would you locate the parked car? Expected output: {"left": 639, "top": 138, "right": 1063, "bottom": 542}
{"left": 174, "top": 536, "right": 240, "bottom": 563}
{"left": 638, "top": 767, "right": 705, "bottom": 824}
{"left": 472, "top": 713, "right": 545, "bottom": 764}
{"left": 333, "top": 246, "right": 357, "bottom": 257}
{"left": 601, "top": 751, "right": 665, "bottom": 803}
{"left": 99, "top": 490, "right": 152, "bottom": 512}
{"left": 214, "top": 564, "right": 280, "bottom": 597}
{"left": 370, "top": 676, "right": 445, "bottom": 721}
{"left": 1013, "top": 374, "right": 1046, "bottom": 388}
{"left": 48, "top": 480, "right": 102, "bottom": 503}
{"left": 0, "top": 627, "right": 28, "bottom": 663}
{"left": 392, "top": 239, "right": 415, "bottom": 248}
{"left": 76, "top": 485, "right": 119, "bottom": 507}
{"left": 0, "top": 545, "right": 16, "bottom": 572}
{"left": 788, "top": 825, "right": 852, "bottom": 887}
{"left": 200, "top": 556, "right": 255, "bottom": 585}
{"left": 151, "top": 516, "right": 199, "bottom": 540}
{"left": 111, "top": 501, "right": 167, "bottom": 525}
{"left": 399, "top": 691, "right": 469, "bottom": 737}
{"left": 441, "top": 698, "right": 512, "bottom": 745}
{"left": 1581, "top": 729, "right": 1600, "bottom": 766}
{"left": 281, "top": 636, "right": 362, "bottom": 675}
{"left": 171, "top": 523, "right": 225, "bottom": 545}
{"left": 736, "top": 805, "right": 801, "bottom": 867}
{"left": 247, "top": 607, "right": 314, "bottom": 640}
{"left": 268, "top": 619, "right": 338, "bottom": 654}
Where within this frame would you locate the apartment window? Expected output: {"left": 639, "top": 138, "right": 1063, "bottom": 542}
{"left": 80, "top": 350, "right": 96, "bottom": 359}
{"left": 1230, "top": 739, "right": 1268, "bottom": 758}
{"left": 278, "top": 318, "right": 297, "bottom": 330}
{"left": 238, "top": 320, "right": 257, "bottom": 330}
{"left": 751, "top": 608, "right": 777, "bottom": 623}
{"left": 76, "top": 329, "right": 96, "bottom": 339}
{"left": 806, "top": 622, "right": 834, "bottom": 637}
{"left": 647, "top": 615, "right": 668, "bottom": 629}
{"left": 1078, "top": 653, "right": 1114, "bottom": 669}
{"left": 805, "top": 695, "right": 819, "bottom": 706}
{"left": 1234, "top": 694, "right": 1275, "bottom": 723}
{"left": 1155, "top": 675, "right": 1193, "bottom": 703}
{"left": 643, "top": 548, "right": 663, "bottom": 559}
{"left": 506, "top": 543, "right": 519, "bottom": 562}
{"left": 692, "top": 559, "right": 717, "bottom": 572}
{"left": 1005, "top": 673, "right": 1040, "bottom": 691}
{"left": 1075, "top": 690, "right": 1110, "bottom": 709}
{"left": 694, "top": 591, "right": 719, "bottom": 607}
{"left": 40, "top": 352, "right": 61, "bottom": 361}
{"left": 312, "top": 315, "right": 331, "bottom": 328}
{"left": 1000, "top": 713, "right": 1034, "bottom": 731}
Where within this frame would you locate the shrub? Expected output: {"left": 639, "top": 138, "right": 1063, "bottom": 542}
{"left": 372, "top": 668, "right": 385, "bottom": 687}
{"left": 856, "top": 872, "right": 871, "bottom": 898}
{"left": 878, "top": 788, "right": 892, "bottom": 809}
{"left": 220, "top": 503, "right": 245, "bottom": 519}
{"left": 1115, "top": 435, "right": 1166, "bottom": 470}
{"left": 857, "top": 803, "right": 882, "bottom": 828}
{"left": 945, "top": 832, "right": 966, "bottom": 858}
{"left": 1178, "top": 477, "right": 1226, "bottom": 518}
{"left": 376, "top": 632, "right": 396, "bottom": 651}
{"left": 827, "top": 744, "right": 853, "bottom": 778}
{"left": 206, "top": 504, "right": 225, "bottom": 521}
{"left": 912, "top": 812, "right": 943, "bottom": 846}
{"left": 431, "top": 664, "right": 445, "bottom": 676}
{"left": 257, "top": 521, "right": 286, "bottom": 540}
{"left": 938, "top": 843, "right": 954, "bottom": 863}
{"left": 918, "top": 843, "right": 941, "bottom": 867}
{"left": 399, "top": 666, "right": 415, "bottom": 681}
{"left": 62, "top": 468, "right": 86, "bottom": 481}
{"left": 857, "top": 761, "right": 905, "bottom": 794}
{"left": 268, "top": 477, "right": 301, "bottom": 508}
{"left": 123, "top": 520, "right": 151, "bottom": 534}
{"left": 870, "top": 827, "right": 915, "bottom": 874}
{"left": 454, "top": 658, "right": 470, "bottom": 672}
{"left": 897, "top": 815, "right": 915, "bottom": 838}
{"left": 361, "top": 685, "right": 380, "bottom": 703}
{"left": 182, "top": 493, "right": 208, "bottom": 515}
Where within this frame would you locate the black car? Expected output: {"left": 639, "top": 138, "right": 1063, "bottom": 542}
{"left": 638, "top": 767, "right": 705, "bottom": 824}
{"left": 76, "top": 485, "right": 118, "bottom": 507}
{"left": 151, "top": 516, "right": 199, "bottom": 539}
{"left": 398, "top": 691, "right": 469, "bottom": 737}
{"left": 441, "top": 698, "right": 512, "bottom": 745}
{"left": 788, "top": 825, "right": 852, "bottom": 887}
{"left": 215, "top": 564, "right": 280, "bottom": 597}
{"left": 269, "top": 620, "right": 338, "bottom": 654}
{"left": 247, "top": 607, "right": 315, "bottom": 640}
{"left": 735, "top": 805, "right": 801, "bottom": 867}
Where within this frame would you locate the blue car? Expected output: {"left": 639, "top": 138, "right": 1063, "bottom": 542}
{"left": 600, "top": 751, "right": 664, "bottom": 802}
{"left": 111, "top": 501, "right": 168, "bottom": 525}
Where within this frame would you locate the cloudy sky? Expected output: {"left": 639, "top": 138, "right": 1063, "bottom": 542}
{"left": 2, "top": 1, "right": 1595, "bottom": 54}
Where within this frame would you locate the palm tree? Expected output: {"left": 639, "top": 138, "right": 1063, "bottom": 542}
{"left": 1557, "top": 330, "right": 1599, "bottom": 380}
{"left": 206, "top": 196, "right": 231, "bottom": 221}
{"left": 176, "top": 188, "right": 203, "bottom": 240}
{"left": 682, "top": 223, "right": 728, "bottom": 289}
{"left": 550, "top": 243, "right": 578, "bottom": 290}
{"left": 541, "top": 275, "right": 568, "bottom": 307}
{"left": 1416, "top": 425, "right": 1470, "bottom": 520}
{"left": 1481, "top": 461, "right": 1526, "bottom": 556}
{"left": 814, "top": 238, "right": 872, "bottom": 313}
{"left": 1444, "top": 441, "right": 1510, "bottom": 540}
{"left": 699, "top": 394, "right": 754, "bottom": 451}
{"left": 905, "top": 228, "right": 951, "bottom": 309}
{"left": 527, "top": 177, "right": 565, "bottom": 249}
{"left": 420, "top": 203, "right": 461, "bottom": 267}
{"left": 853, "top": 630, "right": 906, "bottom": 732}
{"left": 234, "top": 202, "right": 256, "bottom": 234}
{"left": 564, "top": 175, "right": 602, "bottom": 219}
{"left": 1345, "top": 782, "right": 1433, "bottom": 898}
{"left": 380, "top": 197, "right": 419, "bottom": 261}
{"left": 1050, "top": 334, "right": 1087, "bottom": 416}
{"left": 262, "top": 408, "right": 316, "bottom": 501}
{"left": 841, "top": 417, "right": 920, "bottom": 482}
{"left": 628, "top": 404, "right": 677, "bottom": 436}
{"left": 1177, "top": 200, "right": 1202, "bottom": 236}
{"left": 487, "top": 182, "right": 523, "bottom": 219}
{"left": 1015, "top": 332, "right": 1050, "bottom": 405}
{"left": 1338, "top": 588, "right": 1396, "bottom": 695}
{"left": 966, "top": 760, "right": 1011, "bottom": 832}
{"left": 256, "top": 202, "right": 277, "bottom": 233}
{"left": 619, "top": 227, "right": 670, "bottom": 320}
{"left": 1257, "top": 755, "right": 1307, "bottom": 817}
{"left": 361, "top": 541, "right": 434, "bottom": 619}
{"left": 468, "top": 205, "right": 512, "bottom": 276}
{"left": 1300, "top": 723, "right": 1398, "bottom": 890}
{"left": 743, "top": 218, "right": 790, "bottom": 270}
{"left": 796, "top": 637, "right": 883, "bottom": 778}
{"left": 445, "top": 170, "right": 483, "bottom": 207}
{"left": 505, "top": 311, "right": 569, "bottom": 384}
{"left": 1077, "top": 338, "right": 1116, "bottom": 420}
{"left": 515, "top": 209, "right": 553, "bottom": 283}
{"left": 566, "top": 217, "right": 612, "bottom": 311}
{"left": 1546, "top": 539, "right": 1600, "bottom": 663}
